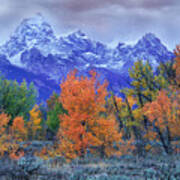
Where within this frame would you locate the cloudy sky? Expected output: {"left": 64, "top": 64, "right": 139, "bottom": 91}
{"left": 0, "top": 0, "right": 180, "bottom": 50}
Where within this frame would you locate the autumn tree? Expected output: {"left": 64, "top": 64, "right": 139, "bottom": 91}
{"left": 27, "top": 105, "right": 42, "bottom": 140}
{"left": 106, "top": 93, "right": 145, "bottom": 155}
{"left": 11, "top": 116, "right": 27, "bottom": 141}
{"left": 141, "top": 45, "right": 180, "bottom": 154}
{"left": 111, "top": 60, "right": 175, "bottom": 153}
{"left": 143, "top": 90, "right": 180, "bottom": 154}
{"left": 121, "top": 60, "right": 170, "bottom": 120}
{"left": 0, "top": 113, "right": 10, "bottom": 156}
{"left": 0, "top": 113, "right": 26, "bottom": 159}
{"left": 57, "top": 69, "right": 121, "bottom": 159}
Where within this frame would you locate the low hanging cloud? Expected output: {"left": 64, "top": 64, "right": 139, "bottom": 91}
{"left": 0, "top": 0, "right": 179, "bottom": 49}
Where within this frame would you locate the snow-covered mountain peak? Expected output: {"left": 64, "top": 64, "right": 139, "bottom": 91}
{"left": 135, "top": 33, "right": 162, "bottom": 48}
{"left": 0, "top": 13, "right": 57, "bottom": 61}
{"left": 142, "top": 33, "right": 159, "bottom": 41}
{"left": 14, "top": 13, "right": 55, "bottom": 39}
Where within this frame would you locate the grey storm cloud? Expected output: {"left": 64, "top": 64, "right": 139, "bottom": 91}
{"left": 0, "top": 0, "right": 180, "bottom": 50}
{"left": 34, "top": 0, "right": 179, "bottom": 12}
{"left": 30, "top": 0, "right": 178, "bottom": 11}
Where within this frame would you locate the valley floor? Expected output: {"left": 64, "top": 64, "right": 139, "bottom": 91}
{"left": 0, "top": 154, "right": 180, "bottom": 180}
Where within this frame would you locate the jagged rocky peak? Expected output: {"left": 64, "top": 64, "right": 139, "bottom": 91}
{"left": 116, "top": 42, "right": 128, "bottom": 50}
{"left": 0, "top": 13, "right": 57, "bottom": 58}
{"left": 59, "top": 30, "right": 98, "bottom": 53}
{"left": 62, "top": 30, "right": 91, "bottom": 45}
{"left": 135, "top": 33, "right": 163, "bottom": 48}
{"left": 143, "top": 33, "right": 160, "bottom": 41}
{"left": 14, "top": 13, "right": 56, "bottom": 40}
{"left": 70, "top": 30, "right": 88, "bottom": 38}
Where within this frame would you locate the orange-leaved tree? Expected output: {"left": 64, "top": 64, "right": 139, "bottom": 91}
{"left": 143, "top": 90, "right": 180, "bottom": 154}
{"left": 11, "top": 116, "right": 27, "bottom": 141}
{"left": 57, "top": 69, "right": 121, "bottom": 159}
{"left": 0, "top": 113, "right": 26, "bottom": 159}
{"left": 0, "top": 113, "right": 10, "bottom": 156}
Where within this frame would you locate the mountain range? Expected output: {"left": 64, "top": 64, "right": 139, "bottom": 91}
{"left": 0, "top": 14, "right": 174, "bottom": 102}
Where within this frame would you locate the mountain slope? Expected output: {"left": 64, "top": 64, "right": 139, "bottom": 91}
{"left": 0, "top": 54, "right": 59, "bottom": 102}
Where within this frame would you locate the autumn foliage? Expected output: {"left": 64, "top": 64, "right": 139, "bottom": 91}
{"left": 27, "top": 105, "right": 42, "bottom": 140}
{"left": 11, "top": 116, "right": 27, "bottom": 140}
{"left": 57, "top": 69, "right": 121, "bottom": 159}
{"left": 0, "top": 105, "right": 43, "bottom": 159}
{"left": 144, "top": 90, "right": 180, "bottom": 135}
{"left": 0, "top": 113, "right": 26, "bottom": 159}
{"left": 143, "top": 90, "right": 180, "bottom": 153}
{"left": 0, "top": 44, "right": 180, "bottom": 161}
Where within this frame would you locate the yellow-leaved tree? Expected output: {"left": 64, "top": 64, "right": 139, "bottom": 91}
{"left": 28, "top": 105, "right": 42, "bottom": 140}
